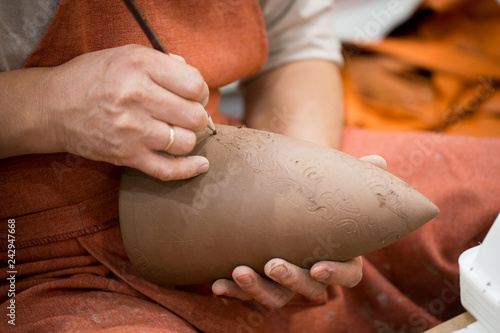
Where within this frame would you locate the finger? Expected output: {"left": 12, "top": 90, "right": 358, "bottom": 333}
{"left": 360, "top": 155, "right": 387, "bottom": 170}
{"left": 143, "top": 49, "right": 209, "bottom": 104}
{"left": 141, "top": 121, "right": 196, "bottom": 155}
{"left": 160, "top": 125, "right": 197, "bottom": 155}
{"left": 169, "top": 54, "right": 186, "bottom": 63}
{"left": 264, "top": 259, "right": 326, "bottom": 299}
{"left": 310, "top": 257, "right": 363, "bottom": 288}
{"left": 212, "top": 279, "right": 254, "bottom": 301}
{"left": 133, "top": 152, "right": 209, "bottom": 181}
{"left": 232, "top": 266, "right": 295, "bottom": 309}
{"left": 138, "top": 80, "right": 208, "bottom": 132}
{"left": 163, "top": 125, "right": 196, "bottom": 155}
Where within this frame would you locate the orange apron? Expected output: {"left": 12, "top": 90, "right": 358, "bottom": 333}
{"left": 0, "top": 0, "right": 267, "bottom": 250}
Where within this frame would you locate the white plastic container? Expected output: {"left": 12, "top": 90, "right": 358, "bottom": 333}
{"left": 455, "top": 213, "right": 500, "bottom": 332}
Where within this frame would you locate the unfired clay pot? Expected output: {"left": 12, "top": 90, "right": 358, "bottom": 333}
{"left": 119, "top": 125, "right": 439, "bottom": 285}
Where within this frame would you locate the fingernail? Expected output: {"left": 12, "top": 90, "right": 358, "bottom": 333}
{"left": 197, "top": 162, "right": 209, "bottom": 174}
{"left": 202, "top": 95, "right": 209, "bottom": 107}
{"left": 314, "top": 269, "right": 331, "bottom": 282}
{"left": 270, "top": 265, "right": 288, "bottom": 280}
{"left": 170, "top": 54, "right": 186, "bottom": 63}
{"left": 235, "top": 274, "right": 253, "bottom": 286}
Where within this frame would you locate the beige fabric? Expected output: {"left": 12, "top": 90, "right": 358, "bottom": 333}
{"left": 0, "top": 0, "right": 342, "bottom": 73}
{"left": 0, "top": 0, "right": 60, "bottom": 71}
{"left": 258, "top": 0, "right": 343, "bottom": 73}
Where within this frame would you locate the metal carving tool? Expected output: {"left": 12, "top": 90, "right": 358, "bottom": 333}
{"left": 122, "top": 0, "right": 217, "bottom": 135}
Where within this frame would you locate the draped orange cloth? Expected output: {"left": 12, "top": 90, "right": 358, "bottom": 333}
{"left": 343, "top": 0, "right": 500, "bottom": 137}
{"left": 1, "top": 0, "right": 499, "bottom": 332}
{"left": 2, "top": 129, "right": 499, "bottom": 332}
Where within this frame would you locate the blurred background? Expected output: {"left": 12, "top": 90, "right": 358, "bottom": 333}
{"left": 219, "top": 0, "right": 422, "bottom": 119}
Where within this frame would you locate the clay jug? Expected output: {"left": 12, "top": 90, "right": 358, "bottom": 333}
{"left": 119, "top": 125, "right": 439, "bottom": 285}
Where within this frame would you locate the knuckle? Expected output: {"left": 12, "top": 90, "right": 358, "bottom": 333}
{"left": 119, "top": 86, "right": 148, "bottom": 105}
{"left": 114, "top": 146, "right": 131, "bottom": 161}
{"left": 257, "top": 299, "right": 276, "bottom": 312}
{"left": 157, "top": 167, "right": 174, "bottom": 181}
{"left": 309, "top": 286, "right": 327, "bottom": 299}
{"left": 185, "top": 67, "right": 206, "bottom": 98}
{"left": 347, "top": 258, "right": 363, "bottom": 287}
{"left": 103, "top": 83, "right": 148, "bottom": 108}
{"left": 281, "top": 270, "right": 300, "bottom": 287}
{"left": 309, "top": 291, "right": 322, "bottom": 299}
{"left": 122, "top": 45, "right": 148, "bottom": 69}
{"left": 182, "top": 131, "right": 197, "bottom": 152}
{"left": 113, "top": 113, "right": 140, "bottom": 137}
{"left": 352, "top": 270, "right": 363, "bottom": 287}
{"left": 170, "top": 53, "right": 186, "bottom": 63}
{"left": 155, "top": 161, "right": 198, "bottom": 181}
{"left": 110, "top": 139, "right": 136, "bottom": 163}
{"left": 188, "top": 103, "right": 208, "bottom": 131}
{"left": 108, "top": 147, "right": 130, "bottom": 167}
{"left": 273, "top": 292, "right": 290, "bottom": 309}
{"left": 344, "top": 271, "right": 363, "bottom": 288}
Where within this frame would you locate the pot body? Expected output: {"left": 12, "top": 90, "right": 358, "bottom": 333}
{"left": 119, "top": 125, "right": 438, "bottom": 285}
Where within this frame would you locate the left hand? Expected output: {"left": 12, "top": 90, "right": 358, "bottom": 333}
{"left": 212, "top": 257, "right": 363, "bottom": 309}
{"left": 211, "top": 155, "right": 386, "bottom": 309}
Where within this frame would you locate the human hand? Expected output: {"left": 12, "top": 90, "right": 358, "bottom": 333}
{"left": 47, "top": 44, "right": 210, "bottom": 180}
{"left": 212, "top": 155, "right": 387, "bottom": 309}
{"left": 212, "top": 257, "right": 363, "bottom": 309}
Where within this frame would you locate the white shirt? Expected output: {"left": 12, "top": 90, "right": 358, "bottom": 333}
{"left": 0, "top": 0, "right": 342, "bottom": 74}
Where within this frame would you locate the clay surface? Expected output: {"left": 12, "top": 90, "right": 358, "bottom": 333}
{"left": 119, "top": 125, "right": 439, "bottom": 285}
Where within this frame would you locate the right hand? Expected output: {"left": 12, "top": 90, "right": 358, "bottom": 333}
{"left": 47, "top": 44, "right": 210, "bottom": 180}
{"left": 212, "top": 155, "right": 387, "bottom": 309}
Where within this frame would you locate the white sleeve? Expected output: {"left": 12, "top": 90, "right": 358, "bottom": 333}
{"left": 257, "top": 0, "right": 343, "bottom": 74}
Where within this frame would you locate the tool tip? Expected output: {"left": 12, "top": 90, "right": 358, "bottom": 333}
{"left": 207, "top": 117, "right": 217, "bottom": 135}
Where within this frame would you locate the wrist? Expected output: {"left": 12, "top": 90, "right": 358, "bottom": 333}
{"left": 0, "top": 67, "right": 66, "bottom": 159}
{"left": 28, "top": 67, "right": 67, "bottom": 154}
{"left": 39, "top": 66, "right": 70, "bottom": 154}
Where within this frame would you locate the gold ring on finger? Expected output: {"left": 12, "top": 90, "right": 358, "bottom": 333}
{"left": 163, "top": 124, "right": 175, "bottom": 152}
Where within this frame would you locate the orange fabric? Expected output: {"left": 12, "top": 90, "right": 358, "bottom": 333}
{"left": 1, "top": 0, "right": 500, "bottom": 332}
{"left": 0, "top": 0, "right": 267, "bottom": 235}
{"left": 2, "top": 129, "right": 500, "bottom": 332}
{"left": 343, "top": 0, "right": 500, "bottom": 137}
{"left": 0, "top": 0, "right": 266, "bottom": 330}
